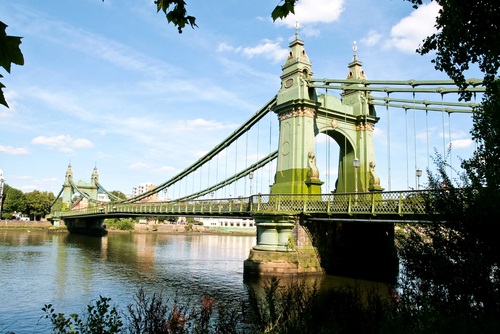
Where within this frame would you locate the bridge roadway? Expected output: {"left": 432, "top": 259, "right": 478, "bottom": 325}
{"left": 52, "top": 190, "right": 428, "bottom": 221}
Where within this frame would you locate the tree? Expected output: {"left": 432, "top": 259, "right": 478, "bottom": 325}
{"left": 406, "top": 0, "right": 500, "bottom": 98}
{"left": 2, "top": 184, "right": 26, "bottom": 216}
{"left": 110, "top": 190, "right": 127, "bottom": 201}
{"left": 152, "top": 0, "right": 297, "bottom": 33}
{"left": 397, "top": 0, "right": 500, "bottom": 321}
{"left": 24, "top": 190, "right": 54, "bottom": 220}
{"left": 0, "top": 21, "right": 24, "bottom": 107}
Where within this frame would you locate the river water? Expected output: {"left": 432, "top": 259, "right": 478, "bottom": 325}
{"left": 0, "top": 229, "right": 388, "bottom": 333}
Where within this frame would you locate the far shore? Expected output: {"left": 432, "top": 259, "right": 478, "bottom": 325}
{"left": 0, "top": 219, "right": 256, "bottom": 236}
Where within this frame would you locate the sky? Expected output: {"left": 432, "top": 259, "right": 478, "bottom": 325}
{"left": 0, "top": 0, "right": 481, "bottom": 197}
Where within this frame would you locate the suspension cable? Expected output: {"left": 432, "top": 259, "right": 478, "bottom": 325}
{"left": 426, "top": 109, "right": 430, "bottom": 169}
{"left": 344, "top": 101, "right": 347, "bottom": 193}
{"left": 224, "top": 144, "right": 228, "bottom": 197}
{"left": 245, "top": 130, "right": 249, "bottom": 195}
{"left": 269, "top": 111, "right": 273, "bottom": 190}
{"left": 215, "top": 153, "right": 219, "bottom": 198}
{"left": 413, "top": 91, "right": 418, "bottom": 189}
{"left": 448, "top": 111, "right": 452, "bottom": 178}
{"left": 234, "top": 139, "right": 238, "bottom": 197}
{"left": 326, "top": 88, "right": 331, "bottom": 192}
{"left": 256, "top": 115, "right": 260, "bottom": 194}
{"left": 441, "top": 93, "right": 446, "bottom": 162}
{"left": 405, "top": 107, "right": 409, "bottom": 189}
{"left": 386, "top": 92, "right": 391, "bottom": 190}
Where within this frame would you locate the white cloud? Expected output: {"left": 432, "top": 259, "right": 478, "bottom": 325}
{"left": 32, "top": 134, "right": 93, "bottom": 153}
{"left": 451, "top": 138, "right": 473, "bottom": 149}
{"left": 275, "top": 0, "right": 345, "bottom": 30}
{"left": 28, "top": 88, "right": 95, "bottom": 121}
{"left": 129, "top": 162, "right": 150, "bottom": 170}
{"left": 171, "top": 118, "right": 237, "bottom": 133}
{"left": 0, "top": 145, "right": 29, "bottom": 155}
{"left": 35, "top": 18, "right": 181, "bottom": 80}
{"left": 387, "top": 2, "right": 440, "bottom": 53}
{"left": 156, "top": 165, "right": 176, "bottom": 173}
{"left": 217, "top": 39, "right": 289, "bottom": 63}
{"left": 361, "top": 29, "right": 383, "bottom": 46}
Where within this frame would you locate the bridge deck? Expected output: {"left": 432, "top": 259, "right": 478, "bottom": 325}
{"left": 52, "top": 190, "right": 429, "bottom": 220}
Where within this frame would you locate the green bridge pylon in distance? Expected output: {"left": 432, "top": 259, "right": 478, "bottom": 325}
{"left": 245, "top": 35, "right": 387, "bottom": 278}
{"left": 61, "top": 163, "right": 100, "bottom": 211}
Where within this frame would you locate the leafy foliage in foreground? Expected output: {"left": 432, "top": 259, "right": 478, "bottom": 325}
{"left": 42, "top": 296, "right": 122, "bottom": 334}
{"left": 0, "top": 21, "right": 24, "bottom": 108}
{"left": 41, "top": 288, "right": 242, "bottom": 334}
{"left": 396, "top": 80, "right": 500, "bottom": 333}
{"left": 247, "top": 277, "right": 390, "bottom": 334}
{"left": 33, "top": 273, "right": 500, "bottom": 334}
{"left": 406, "top": 0, "right": 500, "bottom": 98}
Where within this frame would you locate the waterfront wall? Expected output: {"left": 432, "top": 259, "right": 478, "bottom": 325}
{"left": 0, "top": 219, "right": 52, "bottom": 228}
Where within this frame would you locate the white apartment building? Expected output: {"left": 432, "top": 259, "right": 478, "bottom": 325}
{"left": 197, "top": 217, "right": 256, "bottom": 229}
{"left": 132, "top": 182, "right": 158, "bottom": 202}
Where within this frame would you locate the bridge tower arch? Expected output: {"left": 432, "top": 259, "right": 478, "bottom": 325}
{"left": 60, "top": 164, "right": 100, "bottom": 211}
{"left": 315, "top": 46, "right": 384, "bottom": 193}
{"left": 245, "top": 37, "right": 387, "bottom": 277}
{"left": 270, "top": 37, "right": 383, "bottom": 196}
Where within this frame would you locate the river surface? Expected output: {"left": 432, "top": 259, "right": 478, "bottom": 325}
{"left": 0, "top": 229, "right": 388, "bottom": 333}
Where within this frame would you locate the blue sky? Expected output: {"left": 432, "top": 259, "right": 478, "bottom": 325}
{"left": 0, "top": 0, "right": 480, "bottom": 196}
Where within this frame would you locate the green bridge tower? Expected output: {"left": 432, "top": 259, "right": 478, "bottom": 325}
{"left": 61, "top": 163, "right": 100, "bottom": 211}
{"left": 244, "top": 35, "right": 394, "bottom": 281}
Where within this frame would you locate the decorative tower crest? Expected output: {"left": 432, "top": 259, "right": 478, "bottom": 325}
{"left": 271, "top": 32, "right": 322, "bottom": 195}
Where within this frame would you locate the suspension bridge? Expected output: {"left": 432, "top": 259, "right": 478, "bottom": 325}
{"left": 48, "top": 34, "right": 484, "bottom": 281}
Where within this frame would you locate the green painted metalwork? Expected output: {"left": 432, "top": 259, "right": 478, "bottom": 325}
{"left": 61, "top": 163, "right": 100, "bottom": 210}
{"left": 271, "top": 34, "right": 322, "bottom": 195}
{"left": 52, "top": 35, "right": 485, "bottom": 277}
{"left": 177, "top": 150, "right": 278, "bottom": 201}
{"left": 270, "top": 35, "right": 383, "bottom": 197}
{"left": 120, "top": 96, "right": 278, "bottom": 203}
{"left": 51, "top": 190, "right": 428, "bottom": 219}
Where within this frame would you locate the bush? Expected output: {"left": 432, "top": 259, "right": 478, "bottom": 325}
{"left": 42, "top": 296, "right": 122, "bottom": 334}
{"left": 42, "top": 288, "right": 243, "bottom": 334}
{"left": 105, "top": 218, "right": 135, "bottom": 230}
{"left": 246, "top": 277, "right": 391, "bottom": 334}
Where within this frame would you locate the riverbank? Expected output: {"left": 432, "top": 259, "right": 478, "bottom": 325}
{"left": 0, "top": 219, "right": 53, "bottom": 229}
{"left": 0, "top": 219, "right": 256, "bottom": 235}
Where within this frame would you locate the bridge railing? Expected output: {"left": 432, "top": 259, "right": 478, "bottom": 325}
{"left": 249, "top": 190, "right": 426, "bottom": 216}
{"left": 53, "top": 190, "right": 428, "bottom": 219}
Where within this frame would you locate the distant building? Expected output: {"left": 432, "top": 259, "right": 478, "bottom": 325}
{"left": 97, "top": 190, "right": 110, "bottom": 202}
{"left": 197, "top": 217, "right": 255, "bottom": 229}
{"left": 72, "top": 197, "right": 88, "bottom": 210}
{"left": 132, "top": 182, "right": 158, "bottom": 202}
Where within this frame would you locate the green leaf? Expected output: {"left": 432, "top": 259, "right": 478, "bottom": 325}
{"left": 272, "top": 0, "right": 297, "bottom": 21}
{"left": 0, "top": 21, "right": 24, "bottom": 73}
{"left": 0, "top": 21, "right": 24, "bottom": 108}
{"left": 0, "top": 81, "right": 7, "bottom": 108}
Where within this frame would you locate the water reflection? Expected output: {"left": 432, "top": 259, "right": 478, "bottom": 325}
{"left": 0, "top": 230, "right": 392, "bottom": 334}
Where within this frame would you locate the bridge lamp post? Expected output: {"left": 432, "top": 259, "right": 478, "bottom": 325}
{"left": 416, "top": 168, "right": 422, "bottom": 190}
{"left": 353, "top": 158, "right": 360, "bottom": 196}
{"left": 353, "top": 158, "right": 360, "bottom": 204}
{"left": 249, "top": 172, "right": 254, "bottom": 196}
